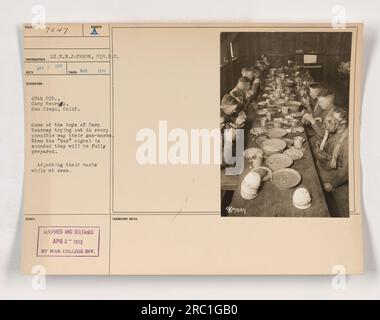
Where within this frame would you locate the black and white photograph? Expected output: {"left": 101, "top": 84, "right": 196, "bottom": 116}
{"left": 2, "top": 0, "right": 380, "bottom": 299}
{"left": 220, "top": 32, "right": 353, "bottom": 217}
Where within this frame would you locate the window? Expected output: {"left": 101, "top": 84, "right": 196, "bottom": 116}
{"left": 304, "top": 54, "right": 318, "bottom": 64}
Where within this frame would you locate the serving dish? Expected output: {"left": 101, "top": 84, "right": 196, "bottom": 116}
{"left": 265, "top": 153, "right": 293, "bottom": 171}
{"left": 261, "top": 138, "right": 287, "bottom": 156}
{"left": 267, "top": 127, "right": 287, "bottom": 139}
{"left": 284, "top": 148, "right": 304, "bottom": 160}
{"left": 252, "top": 166, "right": 272, "bottom": 182}
{"left": 271, "top": 168, "right": 302, "bottom": 189}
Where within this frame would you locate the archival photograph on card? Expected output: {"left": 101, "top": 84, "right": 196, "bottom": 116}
{"left": 22, "top": 24, "right": 363, "bottom": 275}
{"left": 220, "top": 31, "right": 355, "bottom": 218}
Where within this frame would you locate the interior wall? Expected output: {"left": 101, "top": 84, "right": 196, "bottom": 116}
{"left": 220, "top": 32, "right": 352, "bottom": 107}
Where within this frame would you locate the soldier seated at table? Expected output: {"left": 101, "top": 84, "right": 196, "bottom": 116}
{"left": 247, "top": 67, "right": 262, "bottom": 99}
{"left": 229, "top": 77, "right": 252, "bottom": 110}
{"left": 261, "top": 54, "right": 270, "bottom": 68}
{"left": 241, "top": 67, "right": 252, "bottom": 79}
{"left": 241, "top": 67, "right": 257, "bottom": 89}
{"left": 313, "top": 107, "right": 349, "bottom": 217}
{"left": 302, "top": 87, "right": 336, "bottom": 138}
{"left": 220, "top": 94, "right": 246, "bottom": 167}
{"left": 300, "top": 82, "right": 324, "bottom": 114}
{"left": 284, "top": 56, "right": 296, "bottom": 75}
{"left": 255, "top": 59, "right": 267, "bottom": 73}
{"left": 220, "top": 94, "right": 246, "bottom": 132}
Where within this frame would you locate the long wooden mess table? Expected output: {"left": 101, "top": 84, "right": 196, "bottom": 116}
{"left": 221, "top": 99, "right": 330, "bottom": 218}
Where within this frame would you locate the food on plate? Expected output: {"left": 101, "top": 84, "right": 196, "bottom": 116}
{"left": 262, "top": 138, "right": 287, "bottom": 155}
{"left": 257, "top": 108, "right": 268, "bottom": 116}
{"left": 284, "top": 148, "right": 304, "bottom": 160}
{"left": 258, "top": 101, "right": 267, "bottom": 107}
{"left": 292, "top": 187, "right": 312, "bottom": 209}
{"left": 282, "top": 138, "right": 294, "bottom": 147}
{"left": 267, "top": 127, "right": 287, "bottom": 139}
{"left": 265, "top": 154, "right": 293, "bottom": 171}
{"left": 291, "top": 111, "right": 304, "bottom": 118}
{"left": 255, "top": 136, "right": 268, "bottom": 146}
{"left": 293, "top": 126, "right": 305, "bottom": 133}
{"left": 269, "top": 107, "right": 281, "bottom": 114}
{"left": 252, "top": 166, "right": 272, "bottom": 182}
{"left": 250, "top": 127, "right": 267, "bottom": 136}
{"left": 244, "top": 147, "right": 260, "bottom": 159}
{"left": 271, "top": 168, "right": 302, "bottom": 189}
{"left": 288, "top": 100, "right": 302, "bottom": 112}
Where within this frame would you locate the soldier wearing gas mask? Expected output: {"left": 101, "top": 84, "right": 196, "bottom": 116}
{"left": 302, "top": 88, "right": 336, "bottom": 138}
{"left": 313, "top": 106, "right": 349, "bottom": 193}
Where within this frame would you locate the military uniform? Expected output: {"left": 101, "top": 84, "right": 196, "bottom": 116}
{"left": 315, "top": 128, "right": 349, "bottom": 188}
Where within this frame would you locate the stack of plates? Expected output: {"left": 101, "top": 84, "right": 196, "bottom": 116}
{"left": 241, "top": 171, "right": 261, "bottom": 200}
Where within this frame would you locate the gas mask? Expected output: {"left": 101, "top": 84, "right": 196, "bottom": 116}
{"left": 320, "top": 112, "right": 347, "bottom": 151}
{"left": 325, "top": 113, "right": 347, "bottom": 133}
